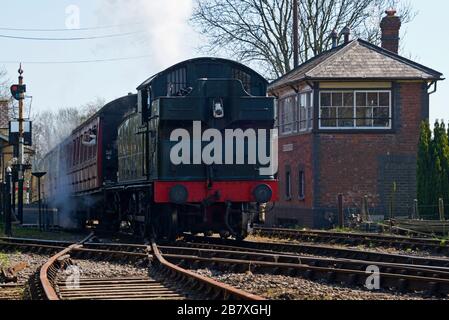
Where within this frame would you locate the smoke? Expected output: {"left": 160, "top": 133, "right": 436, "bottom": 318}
{"left": 95, "top": 0, "right": 197, "bottom": 69}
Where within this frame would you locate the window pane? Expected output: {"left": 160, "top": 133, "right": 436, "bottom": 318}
{"left": 373, "top": 106, "right": 390, "bottom": 128}
{"left": 300, "top": 94, "right": 306, "bottom": 107}
{"left": 307, "top": 107, "right": 313, "bottom": 129}
{"left": 338, "top": 107, "right": 354, "bottom": 127}
{"left": 356, "top": 92, "right": 366, "bottom": 106}
{"left": 373, "top": 107, "right": 390, "bottom": 128}
{"left": 373, "top": 107, "right": 389, "bottom": 118}
{"left": 306, "top": 92, "right": 312, "bottom": 107}
{"left": 300, "top": 107, "right": 307, "bottom": 130}
{"left": 373, "top": 119, "right": 390, "bottom": 127}
{"left": 321, "top": 93, "right": 331, "bottom": 106}
{"left": 321, "top": 107, "right": 336, "bottom": 127}
{"left": 299, "top": 171, "right": 305, "bottom": 199}
{"left": 368, "top": 93, "right": 378, "bottom": 107}
{"left": 343, "top": 93, "right": 354, "bottom": 107}
{"left": 379, "top": 92, "right": 390, "bottom": 106}
{"left": 321, "top": 107, "right": 336, "bottom": 119}
{"left": 332, "top": 93, "right": 343, "bottom": 107}
{"left": 286, "top": 170, "right": 291, "bottom": 199}
{"left": 280, "top": 96, "right": 296, "bottom": 134}
{"left": 321, "top": 118, "right": 337, "bottom": 127}
{"left": 356, "top": 107, "right": 373, "bottom": 127}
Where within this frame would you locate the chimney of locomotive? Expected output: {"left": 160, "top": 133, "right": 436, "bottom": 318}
{"left": 380, "top": 8, "right": 402, "bottom": 54}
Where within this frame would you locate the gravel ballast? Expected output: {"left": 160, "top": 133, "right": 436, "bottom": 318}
{"left": 247, "top": 235, "right": 449, "bottom": 259}
{"left": 0, "top": 252, "right": 50, "bottom": 300}
{"left": 60, "top": 259, "right": 148, "bottom": 280}
{"left": 195, "top": 269, "right": 444, "bottom": 300}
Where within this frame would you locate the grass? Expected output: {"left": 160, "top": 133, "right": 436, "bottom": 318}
{"left": 0, "top": 223, "right": 85, "bottom": 242}
{"left": 0, "top": 252, "right": 8, "bottom": 269}
{"left": 331, "top": 227, "right": 354, "bottom": 233}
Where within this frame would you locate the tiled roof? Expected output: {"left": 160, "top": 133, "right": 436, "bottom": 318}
{"left": 269, "top": 39, "right": 444, "bottom": 91}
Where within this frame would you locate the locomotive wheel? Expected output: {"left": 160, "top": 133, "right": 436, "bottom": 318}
{"left": 150, "top": 206, "right": 178, "bottom": 241}
{"left": 204, "top": 231, "right": 214, "bottom": 237}
{"left": 150, "top": 212, "right": 164, "bottom": 240}
{"left": 167, "top": 207, "right": 179, "bottom": 241}
{"left": 133, "top": 222, "right": 146, "bottom": 239}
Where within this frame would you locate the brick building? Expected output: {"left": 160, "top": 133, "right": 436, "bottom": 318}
{"left": 268, "top": 10, "right": 444, "bottom": 228}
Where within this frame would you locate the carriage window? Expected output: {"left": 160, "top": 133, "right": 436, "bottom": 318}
{"left": 233, "top": 68, "right": 251, "bottom": 93}
{"left": 167, "top": 67, "right": 187, "bottom": 96}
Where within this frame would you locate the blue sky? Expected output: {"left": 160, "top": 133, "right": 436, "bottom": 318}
{"left": 0, "top": 0, "right": 447, "bottom": 123}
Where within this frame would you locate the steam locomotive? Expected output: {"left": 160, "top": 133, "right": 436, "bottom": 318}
{"left": 41, "top": 58, "right": 278, "bottom": 239}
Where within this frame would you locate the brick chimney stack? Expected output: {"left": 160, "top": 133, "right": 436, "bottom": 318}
{"left": 0, "top": 100, "right": 10, "bottom": 128}
{"left": 380, "top": 8, "right": 402, "bottom": 54}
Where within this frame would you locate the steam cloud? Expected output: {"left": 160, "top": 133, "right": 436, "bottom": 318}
{"left": 95, "top": 0, "right": 197, "bottom": 68}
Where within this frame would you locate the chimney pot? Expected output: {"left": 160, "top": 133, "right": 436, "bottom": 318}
{"left": 385, "top": 8, "right": 397, "bottom": 16}
{"left": 331, "top": 29, "right": 338, "bottom": 48}
{"left": 341, "top": 26, "right": 351, "bottom": 44}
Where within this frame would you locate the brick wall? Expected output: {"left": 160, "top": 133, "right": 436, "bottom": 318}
{"left": 271, "top": 134, "right": 315, "bottom": 226}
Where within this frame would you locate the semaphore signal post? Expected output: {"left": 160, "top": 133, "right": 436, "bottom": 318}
{"left": 10, "top": 64, "right": 30, "bottom": 224}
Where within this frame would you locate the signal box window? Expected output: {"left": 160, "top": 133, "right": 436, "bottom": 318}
{"left": 319, "top": 91, "right": 391, "bottom": 129}
{"left": 285, "top": 166, "right": 292, "bottom": 200}
{"left": 299, "top": 170, "right": 305, "bottom": 200}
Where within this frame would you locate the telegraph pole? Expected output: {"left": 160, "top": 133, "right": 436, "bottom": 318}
{"left": 17, "top": 64, "right": 25, "bottom": 224}
{"left": 293, "top": 0, "right": 299, "bottom": 68}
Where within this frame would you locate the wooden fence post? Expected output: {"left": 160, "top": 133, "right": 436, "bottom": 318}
{"left": 439, "top": 198, "right": 445, "bottom": 222}
{"left": 413, "top": 199, "right": 419, "bottom": 220}
{"left": 362, "top": 196, "right": 369, "bottom": 222}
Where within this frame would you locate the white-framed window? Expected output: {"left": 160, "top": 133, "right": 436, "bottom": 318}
{"left": 279, "top": 95, "right": 296, "bottom": 135}
{"left": 279, "top": 91, "right": 314, "bottom": 136}
{"left": 297, "top": 91, "right": 313, "bottom": 132}
{"left": 319, "top": 90, "right": 392, "bottom": 129}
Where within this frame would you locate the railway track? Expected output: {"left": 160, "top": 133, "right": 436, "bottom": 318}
{"left": 182, "top": 235, "right": 449, "bottom": 268}
{"left": 4, "top": 232, "right": 449, "bottom": 299}
{"left": 252, "top": 227, "right": 449, "bottom": 255}
{"left": 168, "top": 236, "right": 449, "bottom": 296}
{"left": 22, "top": 235, "right": 263, "bottom": 301}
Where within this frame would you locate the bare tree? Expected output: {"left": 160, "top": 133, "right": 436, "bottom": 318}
{"left": 0, "top": 68, "right": 8, "bottom": 98}
{"left": 191, "top": 0, "right": 416, "bottom": 79}
{"left": 81, "top": 97, "right": 106, "bottom": 121}
{"left": 0, "top": 68, "right": 14, "bottom": 123}
{"left": 32, "top": 98, "right": 105, "bottom": 161}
